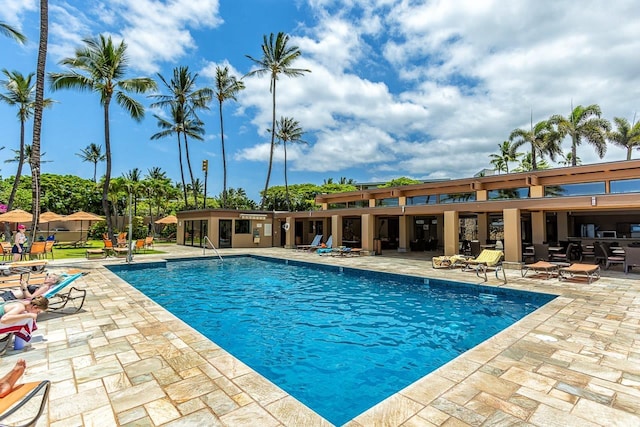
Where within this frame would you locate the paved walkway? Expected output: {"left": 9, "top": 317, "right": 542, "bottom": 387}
{"left": 3, "top": 245, "right": 639, "bottom": 426}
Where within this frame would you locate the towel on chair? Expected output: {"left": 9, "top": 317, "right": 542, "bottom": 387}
{"left": 0, "top": 318, "right": 37, "bottom": 342}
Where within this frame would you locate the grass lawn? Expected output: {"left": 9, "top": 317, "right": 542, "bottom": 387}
{"left": 50, "top": 240, "right": 172, "bottom": 260}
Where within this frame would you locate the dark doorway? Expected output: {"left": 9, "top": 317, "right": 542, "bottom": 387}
{"left": 219, "top": 219, "right": 232, "bottom": 248}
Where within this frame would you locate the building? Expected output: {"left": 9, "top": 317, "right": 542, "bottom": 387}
{"left": 177, "top": 159, "right": 640, "bottom": 262}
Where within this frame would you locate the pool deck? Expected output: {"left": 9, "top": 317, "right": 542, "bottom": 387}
{"left": 5, "top": 245, "right": 640, "bottom": 426}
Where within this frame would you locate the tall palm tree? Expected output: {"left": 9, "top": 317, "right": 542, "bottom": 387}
{"left": 6, "top": 144, "right": 50, "bottom": 167}
{"left": 509, "top": 119, "right": 562, "bottom": 170}
{"left": 0, "top": 22, "right": 27, "bottom": 44}
{"left": 0, "top": 70, "right": 52, "bottom": 226}
{"left": 245, "top": 32, "right": 311, "bottom": 209}
{"left": 123, "top": 168, "right": 142, "bottom": 215}
{"left": 214, "top": 65, "right": 245, "bottom": 208}
{"left": 608, "top": 116, "right": 640, "bottom": 160}
{"left": 549, "top": 104, "right": 611, "bottom": 166}
{"left": 150, "top": 104, "right": 205, "bottom": 207}
{"left": 150, "top": 66, "right": 212, "bottom": 209}
{"left": 76, "top": 142, "right": 106, "bottom": 182}
{"left": 489, "top": 140, "right": 520, "bottom": 174}
{"left": 274, "top": 116, "right": 307, "bottom": 211}
{"left": 49, "top": 34, "right": 157, "bottom": 242}
{"left": 30, "top": 0, "right": 49, "bottom": 244}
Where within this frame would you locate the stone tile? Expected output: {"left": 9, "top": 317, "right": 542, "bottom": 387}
{"left": 266, "top": 396, "right": 332, "bottom": 426}
{"left": 233, "top": 372, "right": 287, "bottom": 406}
{"left": 529, "top": 404, "right": 600, "bottom": 427}
{"left": 49, "top": 387, "right": 110, "bottom": 421}
{"left": 82, "top": 404, "right": 117, "bottom": 426}
{"left": 109, "top": 380, "right": 166, "bottom": 413}
{"left": 572, "top": 393, "right": 640, "bottom": 426}
{"left": 145, "top": 397, "right": 182, "bottom": 425}
{"left": 351, "top": 393, "right": 424, "bottom": 427}
{"left": 472, "top": 391, "right": 531, "bottom": 420}
{"left": 500, "top": 366, "right": 557, "bottom": 392}
{"left": 431, "top": 397, "right": 486, "bottom": 426}
{"left": 162, "top": 408, "right": 222, "bottom": 426}
{"left": 219, "top": 402, "right": 280, "bottom": 426}
{"left": 164, "top": 374, "right": 220, "bottom": 404}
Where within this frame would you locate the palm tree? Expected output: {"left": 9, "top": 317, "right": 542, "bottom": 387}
{"left": 123, "top": 168, "right": 142, "bottom": 215}
{"left": 489, "top": 140, "right": 520, "bottom": 174}
{"left": 273, "top": 116, "right": 307, "bottom": 211}
{"left": 214, "top": 65, "right": 245, "bottom": 208}
{"left": 150, "top": 66, "right": 212, "bottom": 209}
{"left": 6, "top": 144, "right": 50, "bottom": 168}
{"left": 0, "top": 70, "right": 52, "bottom": 222}
{"left": 549, "top": 104, "right": 611, "bottom": 166}
{"left": 513, "top": 152, "right": 551, "bottom": 172}
{"left": 0, "top": 22, "right": 27, "bottom": 44}
{"left": 559, "top": 151, "right": 582, "bottom": 166}
{"left": 608, "top": 116, "right": 640, "bottom": 160}
{"left": 76, "top": 143, "right": 106, "bottom": 182}
{"left": 245, "top": 32, "right": 311, "bottom": 209}
{"left": 49, "top": 34, "right": 157, "bottom": 242}
{"left": 509, "top": 119, "right": 562, "bottom": 170}
{"left": 150, "top": 104, "right": 205, "bottom": 207}
{"left": 30, "top": 0, "right": 49, "bottom": 243}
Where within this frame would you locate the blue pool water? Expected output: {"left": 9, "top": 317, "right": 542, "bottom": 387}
{"left": 110, "top": 256, "right": 555, "bottom": 426}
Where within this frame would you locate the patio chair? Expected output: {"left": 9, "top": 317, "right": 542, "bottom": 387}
{"left": 624, "top": 246, "right": 640, "bottom": 274}
{"left": 43, "top": 272, "right": 87, "bottom": 313}
{"left": 462, "top": 249, "right": 506, "bottom": 283}
{"left": 44, "top": 241, "right": 55, "bottom": 260}
{"left": 134, "top": 239, "right": 146, "bottom": 253}
{"left": 432, "top": 254, "right": 468, "bottom": 269}
{"left": 594, "top": 242, "right": 625, "bottom": 270}
{"left": 532, "top": 243, "right": 550, "bottom": 261}
{"left": 0, "top": 380, "right": 50, "bottom": 427}
{"left": 559, "top": 263, "right": 601, "bottom": 283}
{"left": 296, "top": 234, "right": 322, "bottom": 251}
{"left": 550, "top": 242, "right": 575, "bottom": 263}
{"left": 316, "top": 236, "right": 334, "bottom": 254}
{"left": 28, "top": 242, "right": 46, "bottom": 260}
{"left": 521, "top": 260, "right": 560, "bottom": 279}
{"left": 144, "top": 236, "right": 154, "bottom": 249}
{"left": 0, "top": 243, "right": 12, "bottom": 261}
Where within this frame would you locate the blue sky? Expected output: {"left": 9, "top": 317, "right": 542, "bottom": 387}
{"left": 2, "top": 1, "right": 640, "bottom": 202}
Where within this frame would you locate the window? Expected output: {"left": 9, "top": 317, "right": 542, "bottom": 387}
{"left": 407, "top": 195, "right": 437, "bottom": 205}
{"left": 545, "top": 182, "right": 605, "bottom": 197}
{"left": 610, "top": 178, "right": 640, "bottom": 194}
{"left": 376, "top": 198, "right": 399, "bottom": 207}
{"left": 235, "top": 219, "right": 251, "bottom": 234}
{"left": 488, "top": 188, "right": 529, "bottom": 200}
{"left": 440, "top": 192, "right": 476, "bottom": 203}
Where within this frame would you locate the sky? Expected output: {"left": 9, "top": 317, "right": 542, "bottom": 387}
{"left": 1, "top": 0, "right": 640, "bottom": 203}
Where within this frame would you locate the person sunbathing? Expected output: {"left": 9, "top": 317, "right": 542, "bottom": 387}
{"left": 0, "top": 359, "right": 26, "bottom": 398}
{"left": 0, "top": 274, "right": 62, "bottom": 302}
{"left": 0, "top": 297, "right": 49, "bottom": 325}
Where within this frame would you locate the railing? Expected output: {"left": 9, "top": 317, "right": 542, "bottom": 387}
{"left": 203, "top": 236, "right": 222, "bottom": 261}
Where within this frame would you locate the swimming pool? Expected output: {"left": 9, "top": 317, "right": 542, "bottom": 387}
{"left": 109, "top": 256, "right": 556, "bottom": 425}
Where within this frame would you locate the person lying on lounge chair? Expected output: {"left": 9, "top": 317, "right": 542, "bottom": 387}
{"left": 0, "top": 359, "right": 26, "bottom": 398}
{"left": 0, "top": 274, "right": 62, "bottom": 302}
{"left": 0, "top": 297, "right": 49, "bottom": 334}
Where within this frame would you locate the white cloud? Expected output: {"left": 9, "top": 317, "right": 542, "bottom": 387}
{"left": 0, "top": 0, "right": 36, "bottom": 25}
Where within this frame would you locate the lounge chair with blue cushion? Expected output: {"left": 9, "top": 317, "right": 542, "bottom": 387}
{"left": 296, "top": 235, "right": 322, "bottom": 251}
{"left": 316, "top": 236, "right": 334, "bottom": 255}
{"left": 43, "top": 272, "right": 87, "bottom": 313}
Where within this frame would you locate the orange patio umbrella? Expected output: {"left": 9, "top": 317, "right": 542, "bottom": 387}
{"left": 155, "top": 215, "right": 177, "bottom": 224}
{"left": 64, "top": 211, "right": 104, "bottom": 241}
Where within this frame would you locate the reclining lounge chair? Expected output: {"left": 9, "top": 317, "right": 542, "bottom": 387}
{"left": 0, "top": 380, "right": 50, "bottom": 426}
{"left": 558, "top": 263, "right": 600, "bottom": 283}
{"left": 296, "top": 235, "right": 322, "bottom": 251}
{"left": 462, "top": 249, "right": 506, "bottom": 283}
{"left": 521, "top": 260, "right": 560, "bottom": 279}
{"left": 43, "top": 273, "right": 87, "bottom": 313}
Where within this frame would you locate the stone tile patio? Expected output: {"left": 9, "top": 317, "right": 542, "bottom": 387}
{"left": 3, "top": 245, "right": 639, "bottom": 426}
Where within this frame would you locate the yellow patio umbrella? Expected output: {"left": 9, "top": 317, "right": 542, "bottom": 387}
{"left": 64, "top": 211, "right": 104, "bottom": 241}
{"left": 155, "top": 215, "right": 177, "bottom": 224}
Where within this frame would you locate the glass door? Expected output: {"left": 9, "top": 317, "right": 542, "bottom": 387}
{"left": 219, "top": 220, "right": 232, "bottom": 248}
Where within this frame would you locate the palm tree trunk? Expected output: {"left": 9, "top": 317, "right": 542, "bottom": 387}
{"left": 260, "top": 77, "right": 277, "bottom": 209}
{"left": 5, "top": 119, "right": 26, "bottom": 239}
{"left": 176, "top": 133, "right": 188, "bottom": 207}
{"left": 219, "top": 99, "right": 227, "bottom": 208}
{"left": 102, "top": 99, "right": 115, "bottom": 244}
{"left": 92, "top": 161, "right": 97, "bottom": 182}
{"left": 182, "top": 133, "right": 198, "bottom": 209}
{"left": 29, "top": 0, "right": 48, "bottom": 243}
{"left": 284, "top": 141, "right": 290, "bottom": 211}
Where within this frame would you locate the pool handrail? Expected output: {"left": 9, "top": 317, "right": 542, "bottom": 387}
{"left": 203, "top": 236, "right": 223, "bottom": 261}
